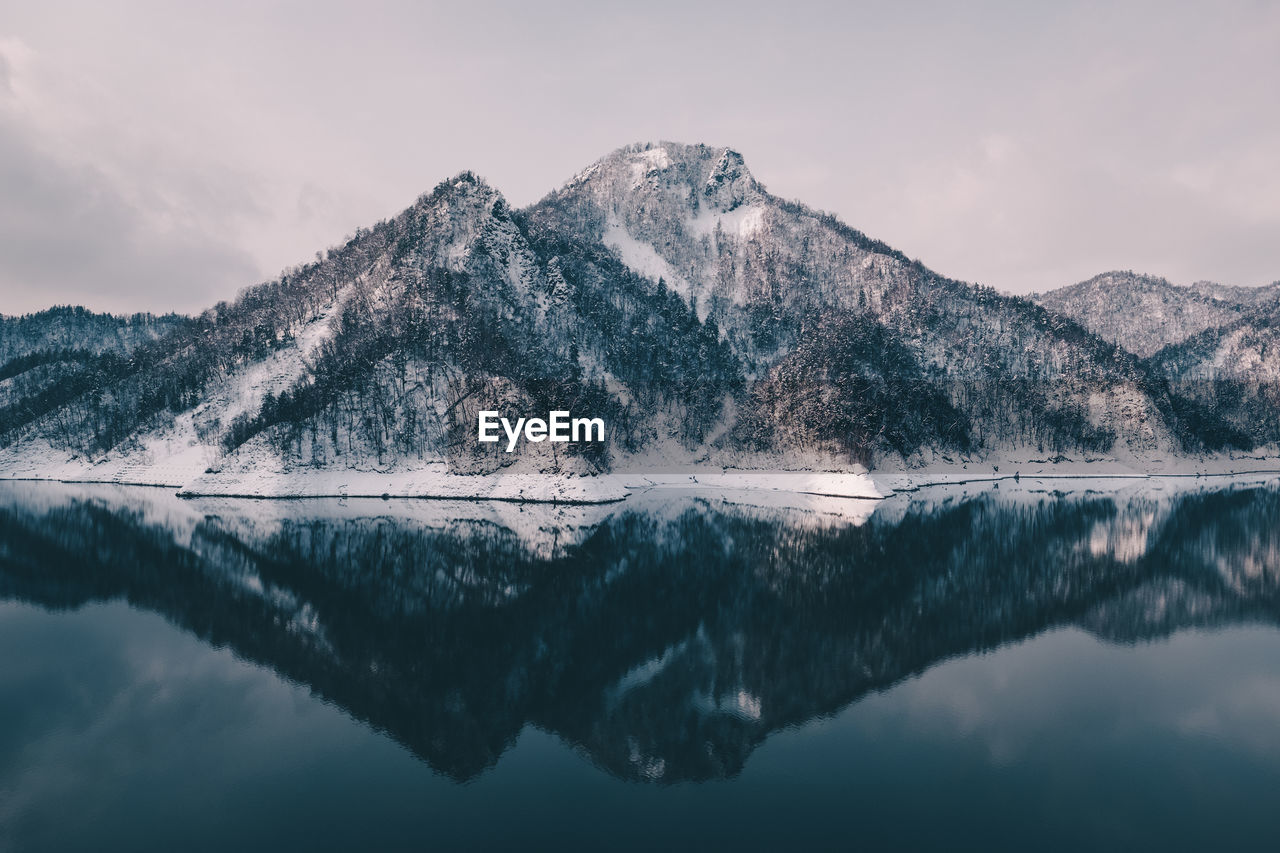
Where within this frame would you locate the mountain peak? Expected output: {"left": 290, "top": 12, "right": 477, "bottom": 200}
{"left": 1033, "top": 269, "right": 1247, "bottom": 357}
{"left": 416, "top": 170, "right": 505, "bottom": 209}
{"left": 557, "top": 141, "right": 763, "bottom": 212}
{"left": 1083, "top": 270, "right": 1173, "bottom": 290}
{"left": 404, "top": 170, "right": 516, "bottom": 241}
{"left": 702, "top": 147, "right": 759, "bottom": 211}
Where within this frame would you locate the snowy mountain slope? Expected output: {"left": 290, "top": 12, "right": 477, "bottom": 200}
{"left": 0, "top": 170, "right": 751, "bottom": 491}
{"left": 0, "top": 292, "right": 350, "bottom": 486}
{"left": 0, "top": 306, "right": 188, "bottom": 362}
{"left": 0, "top": 142, "right": 1271, "bottom": 496}
{"left": 0, "top": 307, "right": 190, "bottom": 427}
{"left": 1145, "top": 302, "right": 1280, "bottom": 446}
{"left": 1033, "top": 270, "right": 1280, "bottom": 358}
{"left": 1034, "top": 270, "right": 1280, "bottom": 448}
{"left": 529, "top": 143, "right": 1233, "bottom": 458}
{"left": 1188, "top": 279, "right": 1280, "bottom": 309}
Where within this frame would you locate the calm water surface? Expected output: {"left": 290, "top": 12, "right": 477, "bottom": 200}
{"left": 2, "top": 480, "right": 1280, "bottom": 851}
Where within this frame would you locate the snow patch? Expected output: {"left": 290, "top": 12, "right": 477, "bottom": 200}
{"left": 0, "top": 290, "right": 351, "bottom": 488}
{"left": 602, "top": 217, "right": 696, "bottom": 305}
{"left": 628, "top": 146, "right": 672, "bottom": 186}
{"left": 687, "top": 203, "right": 765, "bottom": 241}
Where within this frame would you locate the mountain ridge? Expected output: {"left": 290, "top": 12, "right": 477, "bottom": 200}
{"left": 1033, "top": 269, "right": 1280, "bottom": 358}
{"left": 0, "top": 141, "right": 1273, "bottom": 497}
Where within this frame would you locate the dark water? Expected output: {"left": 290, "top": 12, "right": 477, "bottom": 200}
{"left": 2, "top": 480, "right": 1280, "bottom": 851}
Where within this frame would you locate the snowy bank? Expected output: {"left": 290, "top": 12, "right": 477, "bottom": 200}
{"left": 178, "top": 469, "right": 631, "bottom": 502}
{"left": 6, "top": 442, "right": 1280, "bottom": 506}
{"left": 170, "top": 466, "right": 883, "bottom": 503}
{"left": 870, "top": 450, "right": 1280, "bottom": 495}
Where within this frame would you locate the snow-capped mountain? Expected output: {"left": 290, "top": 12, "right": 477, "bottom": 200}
{"left": 1145, "top": 301, "right": 1280, "bottom": 447}
{"left": 1033, "top": 270, "right": 1280, "bottom": 450}
{"left": 528, "top": 143, "right": 1231, "bottom": 457}
{"left": 0, "top": 142, "right": 1271, "bottom": 495}
{"left": 1033, "top": 270, "right": 1280, "bottom": 358}
{"left": 1189, "top": 279, "right": 1280, "bottom": 310}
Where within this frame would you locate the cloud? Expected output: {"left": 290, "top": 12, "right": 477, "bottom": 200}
{"left": 0, "top": 34, "right": 265, "bottom": 315}
{"left": 0, "top": 116, "right": 259, "bottom": 315}
{"left": 0, "top": 36, "right": 30, "bottom": 98}
{"left": 1, "top": 1, "right": 1278, "bottom": 311}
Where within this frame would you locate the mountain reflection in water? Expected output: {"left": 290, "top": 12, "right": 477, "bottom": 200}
{"left": 1, "top": 480, "right": 1279, "bottom": 786}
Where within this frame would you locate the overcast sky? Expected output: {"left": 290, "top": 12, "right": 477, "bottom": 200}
{"left": 2, "top": 0, "right": 1278, "bottom": 315}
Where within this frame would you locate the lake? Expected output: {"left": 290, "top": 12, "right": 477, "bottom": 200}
{"left": 2, "top": 479, "right": 1280, "bottom": 851}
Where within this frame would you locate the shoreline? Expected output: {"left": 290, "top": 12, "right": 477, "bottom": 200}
{"left": 880, "top": 468, "right": 1280, "bottom": 493}
{"left": 2, "top": 454, "right": 1280, "bottom": 503}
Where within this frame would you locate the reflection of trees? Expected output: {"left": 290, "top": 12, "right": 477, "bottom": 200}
{"left": 2, "top": 485, "right": 1279, "bottom": 784}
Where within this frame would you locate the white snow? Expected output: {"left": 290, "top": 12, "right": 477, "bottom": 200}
{"left": 180, "top": 467, "right": 632, "bottom": 503}
{"left": 628, "top": 146, "right": 672, "bottom": 186}
{"left": 620, "top": 469, "right": 881, "bottom": 499}
{"left": 602, "top": 217, "right": 697, "bottom": 304}
{"left": 178, "top": 465, "right": 884, "bottom": 507}
{"left": 638, "top": 147, "right": 671, "bottom": 170}
{"left": 869, "top": 449, "right": 1280, "bottom": 496}
{"left": 687, "top": 203, "right": 766, "bottom": 241}
{"left": 7, "top": 416, "right": 1280, "bottom": 508}
{"left": 568, "top": 163, "right": 600, "bottom": 186}
{"left": 0, "top": 289, "right": 351, "bottom": 489}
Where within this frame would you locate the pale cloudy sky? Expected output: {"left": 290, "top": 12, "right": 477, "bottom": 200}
{"left": 2, "top": 0, "right": 1278, "bottom": 314}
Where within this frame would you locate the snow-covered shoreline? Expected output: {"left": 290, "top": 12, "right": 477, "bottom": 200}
{"left": 3, "top": 452, "right": 1280, "bottom": 504}
{"left": 870, "top": 451, "right": 1280, "bottom": 494}
{"left": 176, "top": 451, "right": 1280, "bottom": 502}
{"left": 0, "top": 468, "right": 884, "bottom": 504}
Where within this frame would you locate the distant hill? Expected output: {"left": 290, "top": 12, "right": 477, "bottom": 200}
{"left": 0, "top": 305, "right": 188, "bottom": 362}
{"left": 0, "top": 306, "right": 189, "bottom": 418}
{"left": 1032, "top": 271, "right": 1280, "bottom": 358}
{"left": 1145, "top": 301, "right": 1280, "bottom": 447}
